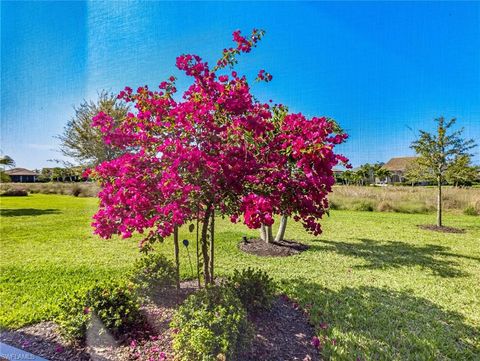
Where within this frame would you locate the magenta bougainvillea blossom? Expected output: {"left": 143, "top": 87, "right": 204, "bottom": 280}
{"left": 89, "top": 29, "right": 348, "bottom": 249}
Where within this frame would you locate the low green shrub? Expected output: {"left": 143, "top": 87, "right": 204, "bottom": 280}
{"left": 171, "top": 286, "right": 252, "bottom": 361}
{"left": 463, "top": 205, "right": 479, "bottom": 216}
{"left": 0, "top": 189, "right": 28, "bottom": 197}
{"left": 70, "top": 184, "right": 82, "bottom": 197}
{"left": 352, "top": 200, "right": 374, "bottom": 212}
{"left": 130, "top": 253, "right": 177, "bottom": 292}
{"left": 57, "top": 281, "right": 142, "bottom": 343}
{"left": 328, "top": 200, "right": 341, "bottom": 210}
{"left": 224, "top": 267, "right": 276, "bottom": 313}
{"left": 0, "top": 171, "right": 11, "bottom": 183}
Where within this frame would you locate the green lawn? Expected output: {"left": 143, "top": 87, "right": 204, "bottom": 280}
{"left": 1, "top": 194, "right": 479, "bottom": 359}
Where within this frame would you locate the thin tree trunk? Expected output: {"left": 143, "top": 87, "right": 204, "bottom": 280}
{"left": 173, "top": 226, "right": 180, "bottom": 289}
{"left": 196, "top": 213, "right": 201, "bottom": 288}
{"left": 200, "top": 204, "right": 212, "bottom": 286}
{"left": 437, "top": 176, "right": 442, "bottom": 227}
{"left": 209, "top": 208, "right": 215, "bottom": 285}
{"left": 275, "top": 215, "right": 288, "bottom": 242}
{"left": 266, "top": 225, "right": 274, "bottom": 243}
{"left": 260, "top": 224, "right": 267, "bottom": 241}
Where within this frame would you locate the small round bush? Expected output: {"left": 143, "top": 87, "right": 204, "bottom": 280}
{"left": 70, "top": 184, "right": 82, "bottom": 197}
{"left": 352, "top": 200, "right": 374, "bottom": 212}
{"left": 171, "top": 286, "right": 252, "bottom": 361}
{"left": 328, "top": 200, "right": 341, "bottom": 210}
{"left": 224, "top": 267, "right": 276, "bottom": 313}
{"left": 0, "top": 189, "right": 28, "bottom": 196}
{"left": 130, "top": 253, "right": 177, "bottom": 292}
{"left": 57, "top": 281, "right": 142, "bottom": 343}
{"left": 377, "top": 200, "right": 394, "bottom": 212}
{"left": 463, "top": 205, "right": 479, "bottom": 216}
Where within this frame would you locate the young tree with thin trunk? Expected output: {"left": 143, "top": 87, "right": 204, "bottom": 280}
{"left": 410, "top": 117, "right": 476, "bottom": 227}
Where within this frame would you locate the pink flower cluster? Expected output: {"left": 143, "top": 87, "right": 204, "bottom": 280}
{"left": 89, "top": 29, "right": 348, "bottom": 244}
{"left": 256, "top": 69, "right": 273, "bottom": 82}
{"left": 216, "top": 29, "right": 265, "bottom": 69}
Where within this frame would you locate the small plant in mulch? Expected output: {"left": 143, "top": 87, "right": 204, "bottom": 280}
{"left": 129, "top": 253, "right": 177, "bottom": 295}
{"left": 56, "top": 281, "right": 143, "bottom": 344}
{"left": 223, "top": 267, "right": 276, "bottom": 313}
{"left": 171, "top": 286, "right": 252, "bottom": 361}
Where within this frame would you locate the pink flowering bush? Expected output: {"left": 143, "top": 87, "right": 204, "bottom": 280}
{"left": 89, "top": 29, "right": 348, "bottom": 284}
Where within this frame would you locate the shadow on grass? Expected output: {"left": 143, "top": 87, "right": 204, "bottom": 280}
{"left": 310, "top": 238, "right": 478, "bottom": 277}
{"left": 0, "top": 208, "right": 61, "bottom": 217}
{"left": 282, "top": 279, "right": 480, "bottom": 359}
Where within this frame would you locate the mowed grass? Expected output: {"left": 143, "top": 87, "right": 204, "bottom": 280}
{"left": 1, "top": 194, "right": 479, "bottom": 359}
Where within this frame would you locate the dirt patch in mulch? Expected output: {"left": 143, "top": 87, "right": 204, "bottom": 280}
{"left": 418, "top": 224, "right": 466, "bottom": 234}
{"left": 0, "top": 280, "right": 320, "bottom": 361}
{"left": 239, "top": 238, "right": 309, "bottom": 257}
{"left": 240, "top": 297, "right": 320, "bottom": 361}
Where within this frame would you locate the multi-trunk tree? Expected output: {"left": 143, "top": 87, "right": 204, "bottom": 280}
{"left": 89, "top": 29, "right": 348, "bottom": 286}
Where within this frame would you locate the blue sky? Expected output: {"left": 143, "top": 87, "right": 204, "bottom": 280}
{"left": 2, "top": 1, "right": 479, "bottom": 169}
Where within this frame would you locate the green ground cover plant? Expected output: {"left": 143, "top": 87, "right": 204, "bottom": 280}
{"left": 223, "top": 267, "right": 276, "bottom": 313}
{"left": 1, "top": 194, "right": 479, "bottom": 359}
{"left": 56, "top": 281, "right": 141, "bottom": 343}
{"left": 171, "top": 286, "right": 251, "bottom": 361}
{"left": 129, "top": 253, "right": 177, "bottom": 293}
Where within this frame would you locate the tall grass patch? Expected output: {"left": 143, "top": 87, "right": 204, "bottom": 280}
{"left": 330, "top": 185, "right": 480, "bottom": 214}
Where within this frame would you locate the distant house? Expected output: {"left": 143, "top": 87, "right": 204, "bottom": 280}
{"left": 333, "top": 168, "right": 345, "bottom": 176}
{"left": 382, "top": 157, "right": 418, "bottom": 183}
{"left": 5, "top": 168, "right": 39, "bottom": 183}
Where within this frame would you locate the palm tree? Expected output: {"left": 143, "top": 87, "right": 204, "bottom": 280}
{"left": 352, "top": 171, "right": 364, "bottom": 186}
{"left": 374, "top": 167, "right": 392, "bottom": 184}
{"left": 0, "top": 155, "right": 14, "bottom": 183}
{"left": 356, "top": 163, "right": 372, "bottom": 185}
{"left": 0, "top": 155, "right": 15, "bottom": 168}
{"left": 342, "top": 170, "right": 354, "bottom": 185}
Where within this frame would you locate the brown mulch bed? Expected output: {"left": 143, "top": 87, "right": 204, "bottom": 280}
{"left": 418, "top": 224, "right": 465, "bottom": 234}
{"left": 0, "top": 282, "right": 199, "bottom": 361}
{"left": 0, "top": 280, "right": 320, "bottom": 361}
{"left": 239, "top": 238, "right": 309, "bottom": 257}
{"left": 240, "top": 297, "right": 320, "bottom": 361}
{"left": 0, "top": 322, "right": 91, "bottom": 361}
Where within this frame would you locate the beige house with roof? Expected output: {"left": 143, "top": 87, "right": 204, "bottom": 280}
{"left": 382, "top": 157, "right": 418, "bottom": 183}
